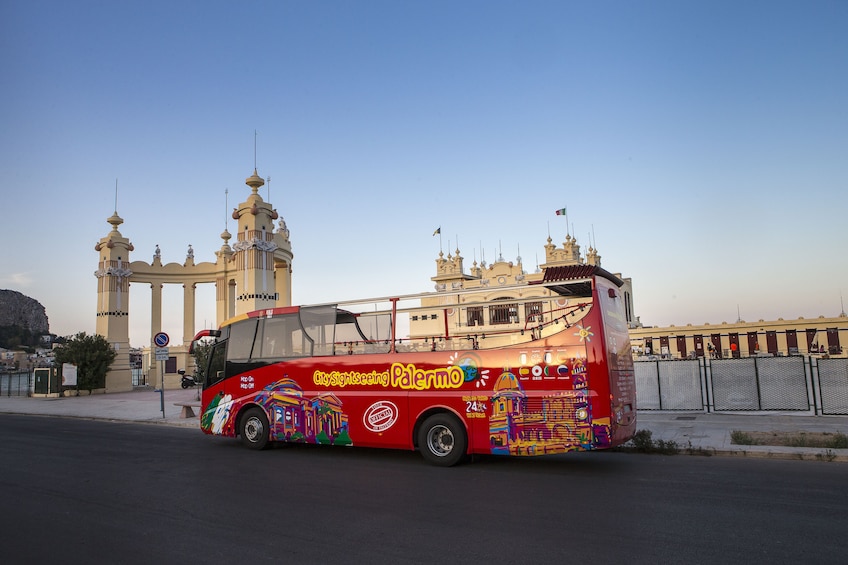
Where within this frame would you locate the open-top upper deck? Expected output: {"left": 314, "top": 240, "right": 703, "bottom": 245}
{"left": 192, "top": 266, "right": 625, "bottom": 358}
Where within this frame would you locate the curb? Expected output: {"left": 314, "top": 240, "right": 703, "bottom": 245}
{"left": 617, "top": 445, "right": 848, "bottom": 462}
{"left": 0, "top": 411, "right": 200, "bottom": 429}
{"left": 719, "top": 447, "right": 848, "bottom": 462}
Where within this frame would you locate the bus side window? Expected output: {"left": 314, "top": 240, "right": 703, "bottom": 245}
{"left": 228, "top": 319, "right": 258, "bottom": 361}
{"left": 225, "top": 319, "right": 259, "bottom": 378}
{"left": 291, "top": 328, "right": 313, "bottom": 356}
{"left": 207, "top": 341, "right": 226, "bottom": 386}
{"left": 259, "top": 315, "right": 293, "bottom": 359}
{"left": 254, "top": 314, "right": 313, "bottom": 360}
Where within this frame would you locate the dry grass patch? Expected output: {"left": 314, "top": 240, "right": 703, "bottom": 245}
{"left": 731, "top": 430, "right": 848, "bottom": 449}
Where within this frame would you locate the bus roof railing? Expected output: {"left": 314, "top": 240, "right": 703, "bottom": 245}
{"left": 300, "top": 277, "right": 599, "bottom": 313}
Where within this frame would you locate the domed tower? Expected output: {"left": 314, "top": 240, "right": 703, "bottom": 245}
{"left": 230, "top": 169, "right": 293, "bottom": 315}
{"left": 273, "top": 214, "right": 293, "bottom": 306}
{"left": 489, "top": 370, "right": 526, "bottom": 452}
{"left": 214, "top": 227, "right": 235, "bottom": 323}
{"left": 93, "top": 211, "right": 134, "bottom": 392}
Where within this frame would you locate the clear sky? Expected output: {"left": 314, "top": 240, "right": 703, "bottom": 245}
{"left": 2, "top": 0, "right": 846, "bottom": 347}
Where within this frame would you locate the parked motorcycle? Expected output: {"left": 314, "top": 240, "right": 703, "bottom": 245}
{"left": 178, "top": 369, "right": 199, "bottom": 389}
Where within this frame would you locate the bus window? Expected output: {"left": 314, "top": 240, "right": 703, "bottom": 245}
{"left": 206, "top": 340, "right": 226, "bottom": 387}
{"left": 290, "top": 327, "right": 313, "bottom": 357}
{"left": 228, "top": 319, "right": 258, "bottom": 361}
{"left": 257, "top": 313, "right": 314, "bottom": 358}
{"left": 225, "top": 319, "right": 259, "bottom": 379}
{"left": 301, "top": 305, "right": 338, "bottom": 356}
{"left": 256, "top": 314, "right": 309, "bottom": 359}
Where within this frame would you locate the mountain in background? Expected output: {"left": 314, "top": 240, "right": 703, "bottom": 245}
{"left": 0, "top": 289, "right": 50, "bottom": 350}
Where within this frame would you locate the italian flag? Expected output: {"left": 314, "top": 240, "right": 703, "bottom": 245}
{"left": 555, "top": 207, "right": 567, "bottom": 216}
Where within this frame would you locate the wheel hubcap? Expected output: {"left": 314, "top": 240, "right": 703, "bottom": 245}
{"left": 427, "top": 425, "right": 454, "bottom": 457}
{"left": 244, "top": 417, "right": 264, "bottom": 442}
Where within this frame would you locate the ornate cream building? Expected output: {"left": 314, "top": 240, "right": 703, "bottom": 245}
{"left": 408, "top": 234, "right": 636, "bottom": 348}
{"left": 94, "top": 169, "right": 292, "bottom": 391}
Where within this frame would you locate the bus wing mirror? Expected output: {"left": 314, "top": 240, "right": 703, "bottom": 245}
{"left": 189, "top": 329, "right": 221, "bottom": 353}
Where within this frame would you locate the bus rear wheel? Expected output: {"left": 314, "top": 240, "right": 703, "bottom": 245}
{"left": 239, "top": 407, "right": 270, "bottom": 450}
{"left": 418, "top": 414, "right": 467, "bottom": 467}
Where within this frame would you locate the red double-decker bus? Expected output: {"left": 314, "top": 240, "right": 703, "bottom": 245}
{"left": 191, "top": 266, "right": 636, "bottom": 466}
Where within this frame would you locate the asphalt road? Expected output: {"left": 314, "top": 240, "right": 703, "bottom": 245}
{"left": 1, "top": 415, "right": 845, "bottom": 564}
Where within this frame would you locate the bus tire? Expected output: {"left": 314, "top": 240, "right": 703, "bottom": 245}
{"left": 239, "top": 407, "right": 270, "bottom": 450}
{"left": 418, "top": 413, "right": 467, "bottom": 467}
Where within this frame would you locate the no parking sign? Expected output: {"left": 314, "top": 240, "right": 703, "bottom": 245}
{"left": 154, "top": 332, "right": 170, "bottom": 361}
{"left": 153, "top": 332, "right": 169, "bottom": 347}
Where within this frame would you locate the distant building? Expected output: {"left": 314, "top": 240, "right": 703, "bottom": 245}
{"left": 629, "top": 315, "right": 847, "bottom": 359}
{"left": 409, "top": 233, "right": 636, "bottom": 346}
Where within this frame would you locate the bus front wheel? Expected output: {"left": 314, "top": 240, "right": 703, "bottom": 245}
{"left": 418, "top": 414, "right": 467, "bottom": 467}
{"left": 239, "top": 407, "right": 270, "bottom": 450}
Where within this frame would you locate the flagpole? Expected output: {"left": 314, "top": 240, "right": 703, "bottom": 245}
{"left": 433, "top": 227, "right": 442, "bottom": 253}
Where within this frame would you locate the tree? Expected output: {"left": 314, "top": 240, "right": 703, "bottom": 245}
{"left": 53, "top": 332, "right": 117, "bottom": 392}
{"left": 190, "top": 339, "right": 215, "bottom": 379}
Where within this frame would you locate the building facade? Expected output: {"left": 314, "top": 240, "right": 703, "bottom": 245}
{"left": 629, "top": 315, "right": 847, "bottom": 359}
{"left": 408, "top": 234, "right": 636, "bottom": 347}
{"left": 94, "top": 169, "right": 293, "bottom": 391}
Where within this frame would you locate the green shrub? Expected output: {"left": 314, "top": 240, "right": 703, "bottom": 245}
{"left": 655, "top": 439, "right": 680, "bottom": 455}
{"left": 631, "top": 429, "right": 655, "bottom": 452}
{"left": 831, "top": 433, "right": 848, "bottom": 449}
{"left": 730, "top": 430, "right": 758, "bottom": 445}
{"left": 629, "top": 429, "right": 679, "bottom": 455}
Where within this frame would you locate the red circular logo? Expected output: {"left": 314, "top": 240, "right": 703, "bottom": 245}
{"left": 363, "top": 401, "right": 399, "bottom": 433}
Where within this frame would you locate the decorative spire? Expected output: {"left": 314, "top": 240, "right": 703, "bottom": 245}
{"left": 107, "top": 211, "right": 124, "bottom": 232}
{"left": 245, "top": 168, "right": 265, "bottom": 195}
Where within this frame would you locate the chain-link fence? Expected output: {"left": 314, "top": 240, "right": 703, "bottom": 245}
{"left": 636, "top": 356, "right": 847, "bottom": 415}
{"left": 635, "top": 359, "right": 704, "bottom": 410}
{"left": 817, "top": 358, "right": 848, "bottom": 415}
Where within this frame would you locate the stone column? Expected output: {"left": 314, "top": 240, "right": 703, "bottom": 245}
{"left": 183, "top": 283, "right": 196, "bottom": 345}
{"left": 150, "top": 282, "right": 163, "bottom": 388}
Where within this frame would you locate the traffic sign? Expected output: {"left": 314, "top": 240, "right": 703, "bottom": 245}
{"left": 155, "top": 347, "right": 170, "bottom": 361}
{"left": 153, "top": 332, "right": 169, "bottom": 347}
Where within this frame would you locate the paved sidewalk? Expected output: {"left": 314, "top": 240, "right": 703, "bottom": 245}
{"left": 636, "top": 411, "right": 848, "bottom": 461}
{"left": 1, "top": 389, "right": 847, "bottom": 461}
{"left": 0, "top": 386, "right": 201, "bottom": 428}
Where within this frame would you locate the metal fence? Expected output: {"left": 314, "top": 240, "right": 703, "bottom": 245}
{"left": 1, "top": 371, "right": 32, "bottom": 397}
{"left": 818, "top": 358, "right": 848, "bottom": 415}
{"left": 132, "top": 368, "right": 146, "bottom": 386}
{"left": 635, "top": 356, "right": 848, "bottom": 415}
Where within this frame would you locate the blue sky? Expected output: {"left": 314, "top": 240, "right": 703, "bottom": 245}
{"left": 2, "top": 0, "right": 846, "bottom": 347}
